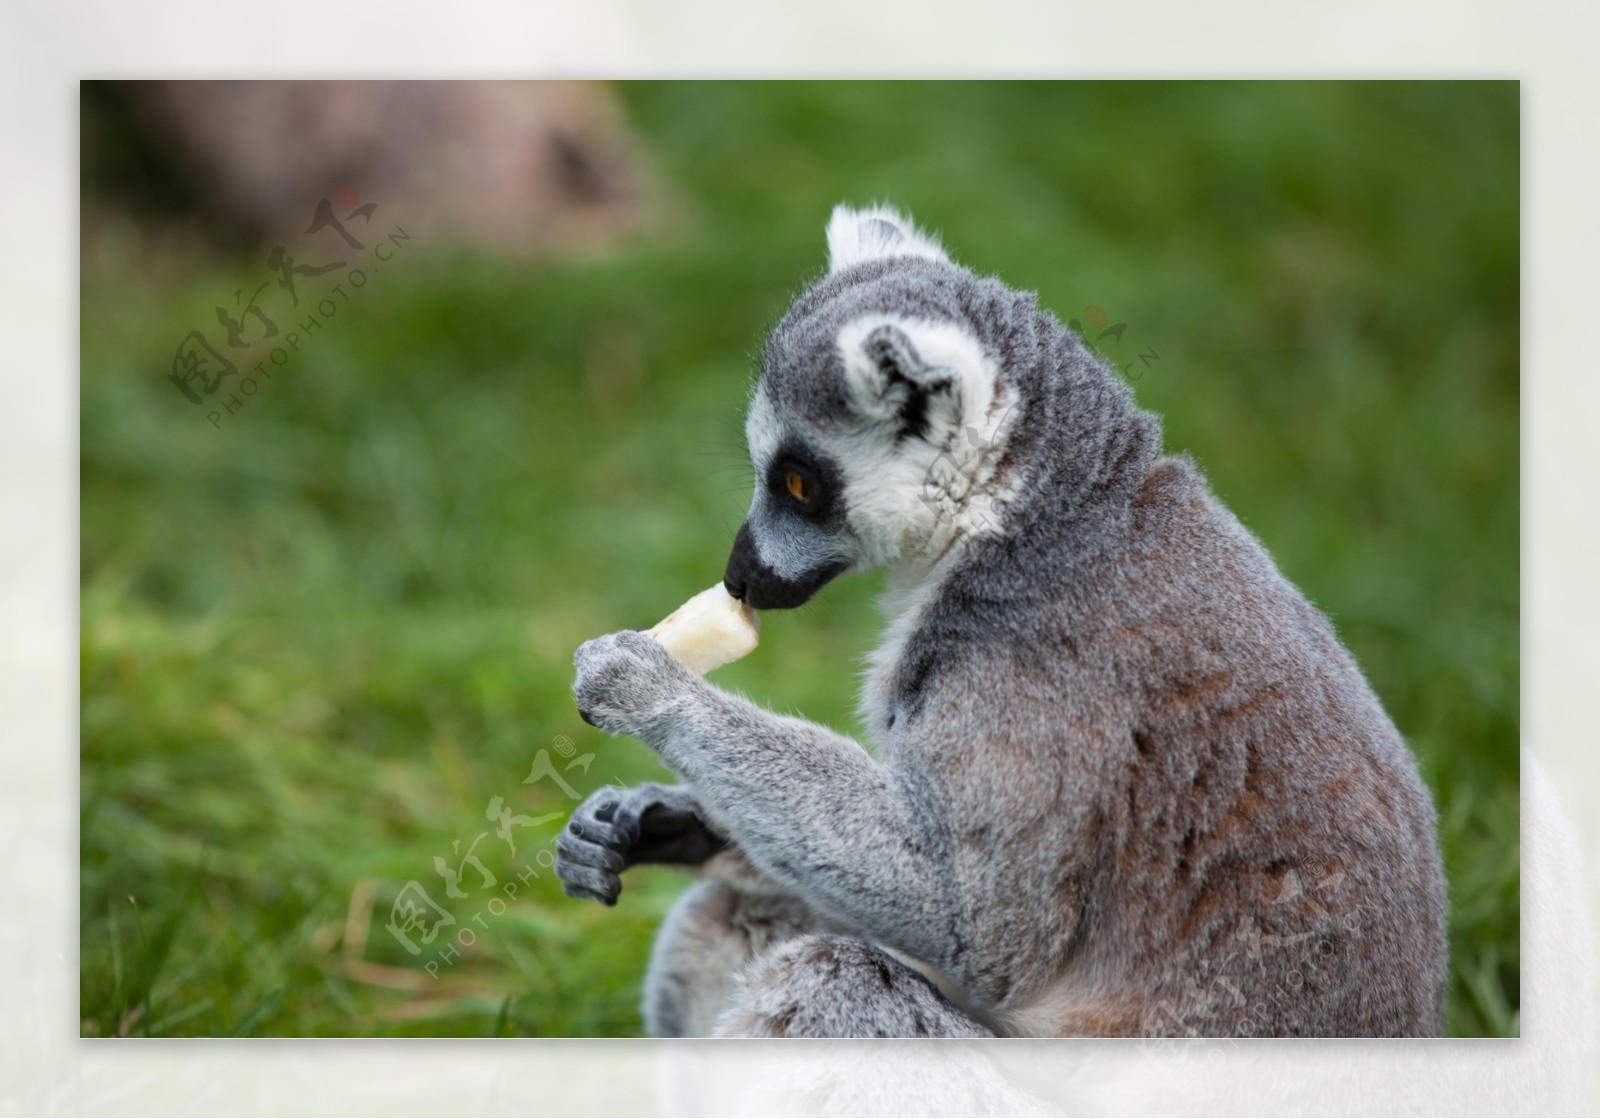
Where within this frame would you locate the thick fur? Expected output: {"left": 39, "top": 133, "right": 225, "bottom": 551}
{"left": 644, "top": 874, "right": 823, "bottom": 1038}
{"left": 558, "top": 204, "right": 1449, "bottom": 1037}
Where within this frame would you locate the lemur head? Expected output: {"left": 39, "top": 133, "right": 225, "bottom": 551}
{"left": 725, "top": 204, "right": 1021, "bottom": 610}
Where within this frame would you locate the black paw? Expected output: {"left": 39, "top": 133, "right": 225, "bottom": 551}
{"left": 554, "top": 784, "right": 728, "bottom": 906}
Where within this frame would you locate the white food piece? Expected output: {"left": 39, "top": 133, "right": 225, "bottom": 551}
{"left": 644, "top": 583, "right": 761, "bottom": 675}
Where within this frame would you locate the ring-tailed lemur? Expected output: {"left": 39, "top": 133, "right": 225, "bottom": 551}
{"left": 556, "top": 204, "right": 1449, "bottom": 1038}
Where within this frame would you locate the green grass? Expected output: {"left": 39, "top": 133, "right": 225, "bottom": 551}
{"left": 80, "top": 80, "right": 1519, "bottom": 1037}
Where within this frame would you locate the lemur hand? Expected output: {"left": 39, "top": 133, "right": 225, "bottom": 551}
{"left": 555, "top": 784, "right": 729, "bottom": 905}
{"left": 572, "top": 629, "right": 703, "bottom": 739}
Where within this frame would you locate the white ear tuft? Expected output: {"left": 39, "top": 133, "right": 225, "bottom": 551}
{"left": 825, "top": 204, "right": 950, "bottom": 275}
{"left": 836, "top": 314, "right": 995, "bottom": 438}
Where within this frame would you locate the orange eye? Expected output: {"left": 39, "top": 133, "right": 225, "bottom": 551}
{"left": 785, "top": 470, "right": 812, "bottom": 503}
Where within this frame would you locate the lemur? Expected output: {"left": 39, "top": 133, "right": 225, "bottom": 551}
{"left": 556, "top": 204, "right": 1449, "bottom": 1038}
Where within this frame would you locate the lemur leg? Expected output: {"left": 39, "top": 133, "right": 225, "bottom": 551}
{"left": 714, "top": 934, "right": 993, "bottom": 1038}
{"left": 644, "top": 854, "right": 824, "bottom": 1037}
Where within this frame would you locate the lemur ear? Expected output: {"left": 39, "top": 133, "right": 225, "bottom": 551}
{"left": 825, "top": 204, "right": 951, "bottom": 275}
{"left": 841, "top": 322, "right": 964, "bottom": 440}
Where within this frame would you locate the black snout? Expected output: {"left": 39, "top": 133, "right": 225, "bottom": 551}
{"left": 724, "top": 522, "right": 846, "bottom": 610}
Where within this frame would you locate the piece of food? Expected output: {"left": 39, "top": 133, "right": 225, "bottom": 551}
{"left": 645, "top": 583, "right": 760, "bottom": 675}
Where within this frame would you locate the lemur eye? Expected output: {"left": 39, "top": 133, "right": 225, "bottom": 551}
{"left": 785, "top": 470, "right": 812, "bottom": 503}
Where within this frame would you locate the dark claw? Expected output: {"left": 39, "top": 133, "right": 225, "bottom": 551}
{"left": 561, "top": 883, "right": 616, "bottom": 907}
{"left": 556, "top": 861, "right": 621, "bottom": 905}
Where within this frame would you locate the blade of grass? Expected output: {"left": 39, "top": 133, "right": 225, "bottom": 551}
{"left": 227, "top": 985, "right": 286, "bottom": 1037}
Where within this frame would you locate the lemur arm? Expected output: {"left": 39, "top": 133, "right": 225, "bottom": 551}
{"left": 573, "top": 630, "right": 961, "bottom": 970}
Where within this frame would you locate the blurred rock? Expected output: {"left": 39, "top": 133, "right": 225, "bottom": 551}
{"left": 106, "top": 80, "right": 659, "bottom": 257}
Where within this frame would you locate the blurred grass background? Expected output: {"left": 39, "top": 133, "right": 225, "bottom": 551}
{"left": 79, "top": 81, "right": 1519, "bottom": 1037}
